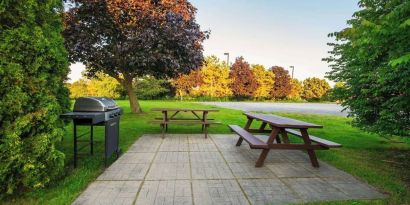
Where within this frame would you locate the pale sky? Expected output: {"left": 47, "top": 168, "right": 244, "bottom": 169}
{"left": 68, "top": 0, "right": 359, "bottom": 83}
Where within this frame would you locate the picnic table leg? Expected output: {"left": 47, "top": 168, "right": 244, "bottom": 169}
{"left": 300, "top": 128, "right": 319, "bottom": 167}
{"left": 201, "top": 111, "right": 208, "bottom": 133}
{"left": 161, "top": 124, "right": 165, "bottom": 138}
{"left": 204, "top": 124, "right": 209, "bottom": 138}
{"left": 259, "top": 122, "right": 267, "bottom": 132}
{"left": 280, "top": 128, "right": 290, "bottom": 144}
{"left": 165, "top": 111, "right": 168, "bottom": 132}
{"left": 269, "top": 124, "right": 281, "bottom": 144}
{"left": 236, "top": 117, "right": 253, "bottom": 146}
{"left": 255, "top": 127, "right": 280, "bottom": 167}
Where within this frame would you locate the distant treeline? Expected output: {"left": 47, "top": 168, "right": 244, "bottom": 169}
{"left": 68, "top": 56, "right": 337, "bottom": 101}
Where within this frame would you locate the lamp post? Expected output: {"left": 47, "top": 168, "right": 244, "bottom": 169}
{"left": 290, "top": 66, "right": 294, "bottom": 79}
{"left": 224, "top": 52, "right": 229, "bottom": 66}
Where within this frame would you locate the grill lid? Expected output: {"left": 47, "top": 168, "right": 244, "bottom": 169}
{"left": 73, "top": 97, "right": 118, "bottom": 112}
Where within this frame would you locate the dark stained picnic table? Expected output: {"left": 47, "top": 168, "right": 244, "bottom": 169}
{"left": 230, "top": 112, "right": 341, "bottom": 167}
{"left": 151, "top": 108, "right": 220, "bottom": 138}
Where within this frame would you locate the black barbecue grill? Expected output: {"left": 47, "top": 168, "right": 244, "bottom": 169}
{"left": 61, "top": 97, "right": 122, "bottom": 167}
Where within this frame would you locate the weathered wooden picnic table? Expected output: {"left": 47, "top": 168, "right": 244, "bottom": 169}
{"left": 229, "top": 112, "right": 342, "bottom": 167}
{"left": 151, "top": 108, "right": 220, "bottom": 138}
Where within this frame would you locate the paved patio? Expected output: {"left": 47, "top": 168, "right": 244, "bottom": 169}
{"left": 73, "top": 134, "right": 385, "bottom": 205}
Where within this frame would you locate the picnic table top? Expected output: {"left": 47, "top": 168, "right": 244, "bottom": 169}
{"left": 244, "top": 112, "right": 323, "bottom": 129}
{"left": 151, "top": 108, "right": 219, "bottom": 112}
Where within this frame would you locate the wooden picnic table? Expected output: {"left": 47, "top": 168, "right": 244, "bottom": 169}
{"left": 229, "top": 112, "right": 341, "bottom": 167}
{"left": 151, "top": 108, "right": 220, "bottom": 138}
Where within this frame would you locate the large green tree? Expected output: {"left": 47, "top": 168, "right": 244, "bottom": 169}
{"left": 0, "top": 0, "right": 69, "bottom": 195}
{"left": 324, "top": 0, "right": 410, "bottom": 137}
{"left": 64, "top": 0, "right": 208, "bottom": 113}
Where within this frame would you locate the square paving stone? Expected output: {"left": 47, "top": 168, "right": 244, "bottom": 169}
{"left": 159, "top": 136, "right": 189, "bottom": 152}
{"left": 324, "top": 177, "right": 386, "bottom": 199}
{"left": 146, "top": 163, "right": 190, "bottom": 180}
{"left": 239, "top": 179, "right": 302, "bottom": 205}
{"left": 191, "top": 162, "right": 234, "bottom": 179}
{"left": 192, "top": 180, "right": 249, "bottom": 205}
{"left": 188, "top": 134, "right": 214, "bottom": 144}
{"left": 280, "top": 150, "right": 312, "bottom": 163}
{"left": 128, "top": 136, "right": 162, "bottom": 153}
{"left": 189, "top": 143, "right": 218, "bottom": 152}
{"left": 299, "top": 162, "right": 353, "bottom": 179}
{"left": 282, "top": 177, "right": 349, "bottom": 201}
{"left": 266, "top": 163, "right": 316, "bottom": 178}
{"left": 97, "top": 163, "right": 150, "bottom": 180}
{"left": 72, "top": 181, "right": 141, "bottom": 205}
{"left": 153, "top": 152, "right": 189, "bottom": 163}
{"left": 135, "top": 180, "right": 192, "bottom": 205}
{"left": 190, "top": 152, "right": 225, "bottom": 163}
{"left": 115, "top": 152, "right": 156, "bottom": 164}
{"left": 221, "top": 149, "right": 256, "bottom": 163}
{"left": 228, "top": 162, "right": 277, "bottom": 179}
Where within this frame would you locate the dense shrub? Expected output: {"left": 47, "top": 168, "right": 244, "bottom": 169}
{"left": 136, "top": 76, "right": 173, "bottom": 100}
{"left": 0, "top": 0, "right": 69, "bottom": 196}
{"left": 325, "top": 0, "right": 410, "bottom": 136}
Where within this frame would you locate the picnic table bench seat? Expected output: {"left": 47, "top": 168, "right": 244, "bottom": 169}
{"left": 228, "top": 125, "right": 268, "bottom": 149}
{"left": 285, "top": 128, "right": 342, "bottom": 148}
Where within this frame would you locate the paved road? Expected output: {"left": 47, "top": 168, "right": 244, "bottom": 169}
{"left": 201, "top": 102, "right": 348, "bottom": 116}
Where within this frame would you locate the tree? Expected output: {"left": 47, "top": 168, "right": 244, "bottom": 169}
{"left": 0, "top": 0, "right": 69, "bottom": 195}
{"left": 270, "top": 66, "right": 292, "bottom": 99}
{"left": 198, "top": 56, "right": 232, "bottom": 98}
{"left": 324, "top": 0, "right": 410, "bottom": 137}
{"left": 64, "top": 0, "right": 208, "bottom": 113}
{"left": 172, "top": 70, "right": 202, "bottom": 100}
{"left": 136, "top": 76, "right": 172, "bottom": 99}
{"left": 288, "top": 79, "right": 303, "bottom": 100}
{"left": 88, "top": 72, "right": 121, "bottom": 99}
{"left": 302, "top": 77, "right": 331, "bottom": 101}
{"left": 69, "top": 79, "right": 90, "bottom": 99}
{"left": 229, "top": 57, "right": 258, "bottom": 98}
{"left": 251, "top": 64, "right": 275, "bottom": 99}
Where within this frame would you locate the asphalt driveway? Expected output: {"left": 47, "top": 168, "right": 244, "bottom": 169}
{"left": 201, "top": 102, "right": 348, "bottom": 116}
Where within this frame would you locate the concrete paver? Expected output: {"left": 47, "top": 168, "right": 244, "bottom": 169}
{"left": 74, "top": 134, "right": 386, "bottom": 205}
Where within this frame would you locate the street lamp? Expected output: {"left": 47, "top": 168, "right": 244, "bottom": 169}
{"left": 290, "top": 66, "right": 294, "bottom": 79}
{"left": 224, "top": 52, "right": 229, "bottom": 66}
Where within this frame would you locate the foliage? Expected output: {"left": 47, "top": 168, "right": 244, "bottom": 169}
{"left": 68, "top": 72, "right": 121, "bottom": 99}
{"left": 229, "top": 57, "right": 258, "bottom": 98}
{"left": 88, "top": 72, "right": 121, "bottom": 99}
{"left": 302, "top": 77, "right": 331, "bottom": 101}
{"left": 198, "top": 56, "right": 232, "bottom": 98}
{"left": 172, "top": 70, "right": 202, "bottom": 100}
{"left": 288, "top": 79, "right": 303, "bottom": 100}
{"left": 324, "top": 0, "right": 410, "bottom": 137}
{"left": 68, "top": 79, "right": 90, "bottom": 99}
{"left": 270, "top": 66, "right": 292, "bottom": 99}
{"left": 251, "top": 64, "right": 275, "bottom": 99}
{"left": 63, "top": 0, "right": 208, "bottom": 112}
{"left": 0, "top": 0, "right": 69, "bottom": 196}
{"left": 136, "top": 76, "right": 172, "bottom": 100}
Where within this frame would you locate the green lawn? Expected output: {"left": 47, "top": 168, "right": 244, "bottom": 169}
{"left": 3, "top": 100, "right": 410, "bottom": 205}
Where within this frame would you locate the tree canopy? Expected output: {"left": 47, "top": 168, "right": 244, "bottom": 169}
{"left": 270, "top": 66, "right": 292, "bottom": 99}
{"left": 63, "top": 0, "right": 208, "bottom": 112}
{"left": 229, "top": 57, "right": 258, "bottom": 98}
{"left": 302, "top": 77, "right": 331, "bottom": 101}
{"left": 324, "top": 0, "right": 410, "bottom": 137}
{"left": 252, "top": 64, "right": 275, "bottom": 99}
{"left": 0, "top": 0, "right": 69, "bottom": 195}
{"left": 198, "top": 56, "right": 232, "bottom": 98}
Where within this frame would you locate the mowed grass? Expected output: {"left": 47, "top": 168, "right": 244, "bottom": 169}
{"left": 2, "top": 100, "right": 410, "bottom": 205}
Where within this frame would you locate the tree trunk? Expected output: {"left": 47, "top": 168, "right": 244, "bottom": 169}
{"left": 124, "top": 79, "right": 142, "bottom": 113}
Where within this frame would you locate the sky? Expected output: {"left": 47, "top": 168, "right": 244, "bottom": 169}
{"left": 68, "top": 0, "right": 359, "bottom": 83}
